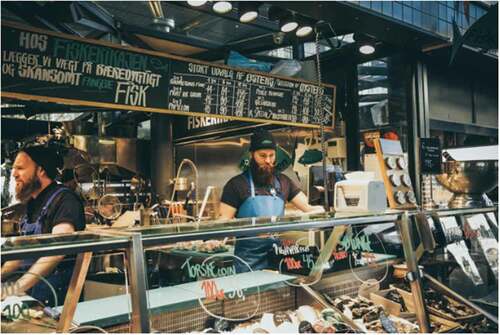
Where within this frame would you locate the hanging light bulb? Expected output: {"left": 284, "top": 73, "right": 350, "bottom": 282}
{"left": 187, "top": 0, "right": 207, "bottom": 7}
{"left": 239, "top": 2, "right": 260, "bottom": 23}
{"left": 213, "top": 1, "right": 232, "bottom": 14}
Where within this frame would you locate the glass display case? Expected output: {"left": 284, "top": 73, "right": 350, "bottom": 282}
{"left": 1, "top": 208, "right": 498, "bottom": 333}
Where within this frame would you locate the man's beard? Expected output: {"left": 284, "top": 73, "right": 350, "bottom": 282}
{"left": 15, "top": 172, "right": 41, "bottom": 203}
{"left": 250, "top": 159, "right": 275, "bottom": 186}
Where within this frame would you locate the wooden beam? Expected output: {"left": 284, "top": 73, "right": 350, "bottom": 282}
{"left": 56, "top": 252, "right": 93, "bottom": 333}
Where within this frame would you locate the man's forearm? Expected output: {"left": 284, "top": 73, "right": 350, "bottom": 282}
{"left": 1, "top": 260, "right": 23, "bottom": 278}
{"left": 15, "top": 255, "right": 65, "bottom": 292}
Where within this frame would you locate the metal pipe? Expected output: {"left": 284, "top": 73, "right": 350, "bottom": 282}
{"left": 398, "top": 211, "right": 431, "bottom": 333}
{"left": 166, "top": 158, "right": 199, "bottom": 219}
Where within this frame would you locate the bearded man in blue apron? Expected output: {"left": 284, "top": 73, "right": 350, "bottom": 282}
{"left": 1, "top": 145, "right": 85, "bottom": 306}
{"left": 219, "top": 129, "right": 324, "bottom": 273}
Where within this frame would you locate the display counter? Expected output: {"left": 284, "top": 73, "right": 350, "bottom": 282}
{"left": 1, "top": 208, "right": 498, "bottom": 333}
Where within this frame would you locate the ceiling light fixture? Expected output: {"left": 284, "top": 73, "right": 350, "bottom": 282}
{"left": 268, "top": 6, "right": 298, "bottom": 33}
{"left": 280, "top": 14, "right": 298, "bottom": 33}
{"left": 187, "top": 0, "right": 207, "bottom": 7}
{"left": 354, "top": 33, "right": 377, "bottom": 55}
{"left": 239, "top": 2, "right": 260, "bottom": 23}
{"left": 296, "top": 18, "right": 314, "bottom": 37}
{"left": 148, "top": 0, "right": 164, "bottom": 19}
{"left": 213, "top": 1, "right": 232, "bottom": 14}
{"left": 359, "top": 44, "right": 376, "bottom": 55}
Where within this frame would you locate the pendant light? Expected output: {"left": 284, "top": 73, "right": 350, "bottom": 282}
{"left": 213, "top": 1, "right": 232, "bottom": 14}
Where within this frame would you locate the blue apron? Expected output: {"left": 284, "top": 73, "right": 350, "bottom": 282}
{"left": 19, "top": 187, "right": 74, "bottom": 307}
{"left": 234, "top": 171, "right": 285, "bottom": 273}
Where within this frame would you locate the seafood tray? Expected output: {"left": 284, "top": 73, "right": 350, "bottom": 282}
{"left": 173, "top": 239, "right": 229, "bottom": 253}
{"left": 391, "top": 283, "right": 480, "bottom": 322}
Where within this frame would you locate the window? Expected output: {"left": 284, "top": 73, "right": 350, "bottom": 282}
{"left": 394, "top": 2, "right": 403, "bottom": 20}
{"left": 371, "top": 1, "right": 382, "bottom": 12}
{"left": 403, "top": 5, "right": 413, "bottom": 23}
{"left": 382, "top": 1, "right": 392, "bottom": 15}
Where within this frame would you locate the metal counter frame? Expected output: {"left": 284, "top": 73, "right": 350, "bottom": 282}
{"left": 1, "top": 231, "right": 151, "bottom": 333}
{"left": 1, "top": 206, "right": 497, "bottom": 333}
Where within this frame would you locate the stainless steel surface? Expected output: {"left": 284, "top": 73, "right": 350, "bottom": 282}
{"left": 167, "top": 159, "right": 199, "bottom": 218}
{"left": 398, "top": 212, "right": 431, "bottom": 333}
{"left": 436, "top": 160, "right": 498, "bottom": 208}
{"left": 72, "top": 135, "right": 149, "bottom": 176}
{"left": 174, "top": 128, "right": 311, "bottom": 207}
{"left": 62, "top": 121, "right": 94, "bottom": 136}
{"left": 173, "top": 177, "right": 189, "bottom": 191}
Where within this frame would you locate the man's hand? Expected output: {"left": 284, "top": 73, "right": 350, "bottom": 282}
{"left": 290, "top": 192, "right": 326, "bottom": 213}
{"left": 219, "top": 202, "right": 237, "bottom": 220}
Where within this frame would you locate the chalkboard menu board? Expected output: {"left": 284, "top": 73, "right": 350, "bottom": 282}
{"left": 1, "top": 22, "right": 336, "bottom": 128}
{"left": 420, "top": 138, "right": 442, "bottom": 174}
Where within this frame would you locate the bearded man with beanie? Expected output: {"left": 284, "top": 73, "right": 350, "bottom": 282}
{"left": 219, "top": 129, "right": 323, "bottom": 272}
{"left": 1, "top": 145, "right": 85, "bottom": 306}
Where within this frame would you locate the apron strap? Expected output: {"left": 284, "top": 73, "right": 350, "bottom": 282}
{"left": 246, "top": 171, "right": 256, "bottom": 198}
{"left": 39, "top": 187, "right": 71, "bottom": 218}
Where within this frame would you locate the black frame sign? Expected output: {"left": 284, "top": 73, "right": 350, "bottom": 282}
{"left": 1, "top": 22, "right": 336, "bottom": 128}
{"left": 420, "top": 137, "right": 442, "bottom": 174}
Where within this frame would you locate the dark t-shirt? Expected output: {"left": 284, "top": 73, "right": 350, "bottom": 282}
{"left": 221, "top": 173, "right": 302, "bottom": 210}
{"left": 26, "top": 182, "right": 85, "bottom": 234}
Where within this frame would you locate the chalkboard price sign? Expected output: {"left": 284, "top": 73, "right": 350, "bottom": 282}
{"left": 1, "top": 21, "right": 336, "bottom": 128}
{"left": 420, "top": 138, "right": 442, "bottom": 174}
{"left": 167, "top": 61, "right": 335, "bottom": 126}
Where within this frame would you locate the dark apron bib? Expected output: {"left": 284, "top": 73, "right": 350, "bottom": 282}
{"left": 19, "top": 187, "right": 74, "bottom": 307}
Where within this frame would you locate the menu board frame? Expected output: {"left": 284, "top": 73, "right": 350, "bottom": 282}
{"left": 1, "top": 21, "right": 336, "bottom": 129}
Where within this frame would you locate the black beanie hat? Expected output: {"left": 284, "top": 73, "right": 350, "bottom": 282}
{"left": 249, "top": 129, "right": 277, "bottom": 152}
{"left": 20, "top": 145, "right": 63, "bottom": 180}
